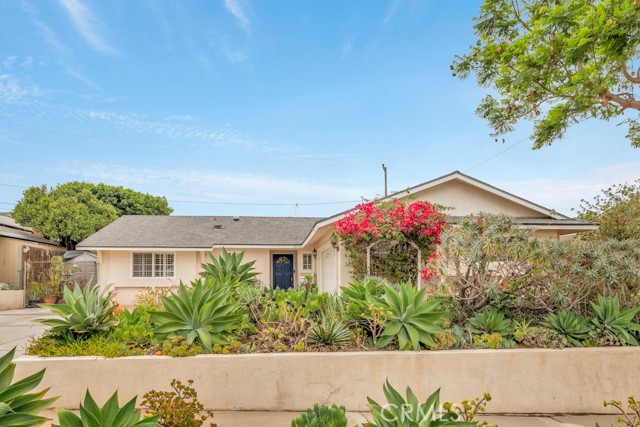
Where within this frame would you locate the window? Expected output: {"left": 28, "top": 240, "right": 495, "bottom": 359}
{"left": 302, "top": 253, "right": 313, "bottom": 271}
{"left": 132, "top": 252, "right": 174, "bottom": 277}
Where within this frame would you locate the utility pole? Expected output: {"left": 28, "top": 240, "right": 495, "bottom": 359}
{"left": 382, "top": 163, "right": 388, "bottom": 197}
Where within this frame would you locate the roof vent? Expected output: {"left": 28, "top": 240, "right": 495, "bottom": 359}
{"left": 214, "top": 224, "right": 223, "bottom": 230}
{"left": 233, "top": 216, "right": 240, "bottom": 222}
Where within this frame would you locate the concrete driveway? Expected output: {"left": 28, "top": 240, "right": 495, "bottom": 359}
{"left": 0, "top": 307, "right": 53, "bottom": 357}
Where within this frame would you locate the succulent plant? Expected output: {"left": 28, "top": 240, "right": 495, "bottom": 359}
{"left": 0, "top": 347, "right": 58, "bottom": 427}
{"left": 54, "top": 390, "right": 159, "bottom": 427}
{"left": 364, "top": 380, "right": 475, "bottom": 427}
{"left": 371, "top": 282, "right": 445, "bottom": 350}
{"left": 200, "top": 248, "right": 258, "bottom": 285}
{"left": 542, "top": 310, "right": 591, "bottom": 346}
{"left": 467, "top": 309, "right": 513, "bottom": 337}
{"left": 37, "top": 283, "right": 116, "bottom": 342}
{"left": 291, "top": 403, "right": 347, "bottom": 427}
{"left": 151, "top": 279, "right": 243, "bottom": 353}
{"left": 590, "top": 296, "right": 640, "bottom": 346}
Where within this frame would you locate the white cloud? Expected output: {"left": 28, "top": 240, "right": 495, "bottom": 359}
{"left": 223, "top": 0, "right": 250, "bottom": 33}
{"left": 0, "top": 74, "right": 43, "bottom": 103}
{"left": 497, "top": 162, "right": 640, "bottom": 216}
{"left": 70, "top": 164, "right": 372, "bottom": 203}
{"left": 1, "top": 56, "right": 17, "bottom": 69}
{"left": 56, "top": 0, "right": 118, "bottom": 54}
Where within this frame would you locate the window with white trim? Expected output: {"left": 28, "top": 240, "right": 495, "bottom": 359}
{"left": 302, "top": 253, "right": 313, "bottom": 271}
{"left": 132, "top": 252, "right": 174, "bottom": 277}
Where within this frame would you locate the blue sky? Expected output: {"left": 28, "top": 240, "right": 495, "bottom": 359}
{"left": 1, "top": 0, "right": 638, "bottom": 218}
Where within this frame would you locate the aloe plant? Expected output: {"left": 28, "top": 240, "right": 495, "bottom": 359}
{"left": 307, "top": 316, "right": 352, "bottom": 348}
{"left": 340, "top": 277, "right": 386, "bottom": 321}
{"left": 200, "top": 248, "right": 258, "bottom": 284}
{"left": 54, "top": 390, "right": 158, "bottom": 427}
{"left": 37, "top": 283, "right": 116, "bottom": 342}
{"left": 590, "top": 296, "right": 640, "bottom": 346}
{"left": 151, "top": 279, "right": 243, "bottom": 353}
{"left": 542, "top": 310, "right": 591, "bottom": 346}
{"left": 364, "top": 381, "right": 475, "bottom": 427}
{"left": 371, "top": 283, "right": 445, "bottom": 350}
{"left": 291, "top": 403, "right": 347, "bottom": 427}
{"left": 0, "top": 348, "right": 58, "bottom": 427}
{"left": 467, "top": 309, "right": 513, "bottom": 336}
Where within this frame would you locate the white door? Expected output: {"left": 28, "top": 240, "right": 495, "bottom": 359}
{"left": 321, "top": 248, "right": 337, "bottom": 293}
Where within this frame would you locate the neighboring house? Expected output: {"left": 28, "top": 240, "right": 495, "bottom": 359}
{"left": 77, "top": 171, "right": 598, "bottom": 305}
{"left": 0, "top": 213, "right": 63, "bottom": 287}
{"left": 63, "top": 251, "right": 98, "bottom": 286}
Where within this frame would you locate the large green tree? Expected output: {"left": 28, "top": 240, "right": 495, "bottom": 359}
{"left": 13, "top": 182, "right": 172, "bottom": 249}
{"left": 452, "top": 0, "right": 640, "bottom": 148}
{"left": 576, "top": 180, "right": 640, "bottom": 240}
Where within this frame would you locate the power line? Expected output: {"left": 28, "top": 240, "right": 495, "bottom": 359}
{"left": 464, "top": 136, "right": 529, "bottom": 173}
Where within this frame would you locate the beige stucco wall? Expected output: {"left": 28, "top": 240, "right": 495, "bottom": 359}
{"left": 402, "top": 179, "right": 547, "bottom": 217}
{"left": 14, "top": 348, "right": 640, "bottom": 414}
{"left": 0, "top": 290, "right": 23, "bottom": 310}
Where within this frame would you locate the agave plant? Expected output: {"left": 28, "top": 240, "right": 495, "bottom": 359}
{"left": 0, "top": 347, "right": 57, "bottom": 427}
{"left": 590, "top": 296, "right": 640, "bottom": 346}
{"left": 340, "top": 277, "right": 386, "bottom": 321}
{"left": 200, "top": 248, "right": 259, "bottom": 284}
{"left": 364, "top": 381, "right": 474, "bottom": 427}
{"left": 467, "top": 309, "right": 513, "bottom": 337}
{"left": 151, "top": 279, "right": 244, "bottom": 353}
{"left": 307, "top": 316, "right": 352, "bottom": 348}
{"left": 54, "top": 390, "right": 158, "bottom": 427}
{"left": 371, "top": 282, "right": 445, "bottom": 350}
{"left": 37, "top": 283, "right": 117, "bottom": 342}
{"left": 291, "top": 403, "right": 347, "bottom": 427}
{"left": 542, "top": 310, "right": 591, "bottom": 346}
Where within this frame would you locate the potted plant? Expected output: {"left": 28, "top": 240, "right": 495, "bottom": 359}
{"left": 28, "top": 283, "right": 44, "bottom": 306}
{"left": 42, "top": 283, "right": 60, "bottom": 304}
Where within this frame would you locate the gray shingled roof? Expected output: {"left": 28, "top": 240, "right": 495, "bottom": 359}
{"left": 77, "top": 216, "right": 322, "bottom": 249}
{"left": 446, "top": 216, "right": 598, "bottom": 227}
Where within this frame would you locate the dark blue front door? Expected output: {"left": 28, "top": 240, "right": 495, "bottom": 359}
{"left": 273, "top": 254, "right": 294, "bottom": 289}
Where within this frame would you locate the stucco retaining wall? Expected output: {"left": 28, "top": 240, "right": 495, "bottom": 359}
{"left": 0, "top": 290, "right": 24, "bottom": 310}
{"left": 14, "top": 348, "right": 639, "bottom": 413}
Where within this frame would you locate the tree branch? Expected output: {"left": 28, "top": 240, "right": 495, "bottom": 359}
{"left": 621, "top": 63, "right": 640, "bottom": 84}
{"left": 510, "top": 0, "right": 532, "bottom": 32}
{"left": 601, "top": 90, "right": 640, "bottom": 111}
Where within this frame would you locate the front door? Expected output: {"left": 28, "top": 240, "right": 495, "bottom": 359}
{"left": 272, "top": 254, "right": 294, "bottom": 289}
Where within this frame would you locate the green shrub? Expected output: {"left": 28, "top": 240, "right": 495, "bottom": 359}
{"left": 151, "top": 279, "right": 243, "bottom": 353}
{"left": 111, "top": 305, "right": 156, "bottom": 347}
{"left": 542, "top": 310, "right": 591, "bottom": 346}
{"left": 36, "top": 283, "right": 116, "bottom": 342}
{"left": 340, "top": 277, "right": 386, "bottom": 321}
{"left": 142, "top": 379, "right": 215, "bottom": 427}
{"left": 263, "top": 286, "right": 328, "bottom": 321}
{"left": 291, "top": 403, "right": 347, "bottom": 427}
{"left": 597, "top": 396, "right": 640, "bottom": 427}
{"left": 160, "top": 337, "right": 203, "bottom": 357}
{"left": 372, "top": 283, "right": 445, "bottom": 350}
{"left": 473, "top": 333, "right": 515, "bottom": 349}
{"left": 27, "top": 335, "right": 135, "bottom": 358}
{"left": 590, "top": 296, "right": 640, "bottom": 346}
{"left": 467, "top": 309, "right": 513, "bottom": 337}
{"left": 364, "top": 380, "right": 474, "bottom": 427}
{"left": 55, "top": 390, "right": 158, "bottom": 427}
{"left": 0, "top": 347, "right": 58, "bottom": 427}
{"left": 515, "top": 326, "right": 565, "bottom": 349}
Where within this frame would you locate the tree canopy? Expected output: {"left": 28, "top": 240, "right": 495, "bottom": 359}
{"left": 576, "top": 180, "right": 640, "bottom": 240}
{"left": 12, "top": 182, "right": 172, "bottom": 249}
{"left": 452, "top": 0, "right": 640, "bottom": 148}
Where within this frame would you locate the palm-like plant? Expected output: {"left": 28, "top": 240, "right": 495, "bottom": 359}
{"left": 37, "top": 283, "right": 116, "bottom": 342}
{"left": 467, "top": 309, "right": 513, "bottom": 337}
{"left": 151, "top": 279, "right": 244, "bottom": 353}
{"left": 590, "top": 296, "right": 640, "bottom": 346}
{"left": 307, "top": 316, "right": 352, "bottom": 348}
{"left": 0, "top": 347, "right": 58, "bottom": 427}
{"left": 340, "top": 277, "right": 386, "bottom": 321}
{"left": 200, "top": 249, "right": 258, "bottom": 284}
{"left": 542, "top": 310, "right": 591, "bottom": 346}
{"left": 371, "top": 283, "right": 445, "bottom": 350}
{"left": 54, "top": 390, "right": 158, "bottom": 427}
{"left": 364, "top": 381, "right": 475, "bottom": 427}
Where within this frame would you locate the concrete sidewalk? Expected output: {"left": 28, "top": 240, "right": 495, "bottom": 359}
{"left": 38, "top": 410, "right": 616, "bottom": 426}
{"left": 0, "top": 307, "right": 52, "bottom": 356}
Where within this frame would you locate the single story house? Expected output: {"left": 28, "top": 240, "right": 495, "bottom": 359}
{"left": 77, "top": 171, "right": 598, "bottom": 305}
{"left": 0, "top": 214, "right": 63, "bottom": 287}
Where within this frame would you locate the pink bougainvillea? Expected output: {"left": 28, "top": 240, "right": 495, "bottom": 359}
{"left": 421, "top": 253, "right": 440, "bottom": 282}
{"left": 333, "top": 199, "right": 446, "bottom": 247}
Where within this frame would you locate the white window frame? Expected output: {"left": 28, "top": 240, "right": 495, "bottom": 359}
{"left": 131, "top": 252, "right": 175, "bottom": 278}
{"left": 302, "top": 253, "right": 313, "bottom": 271}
